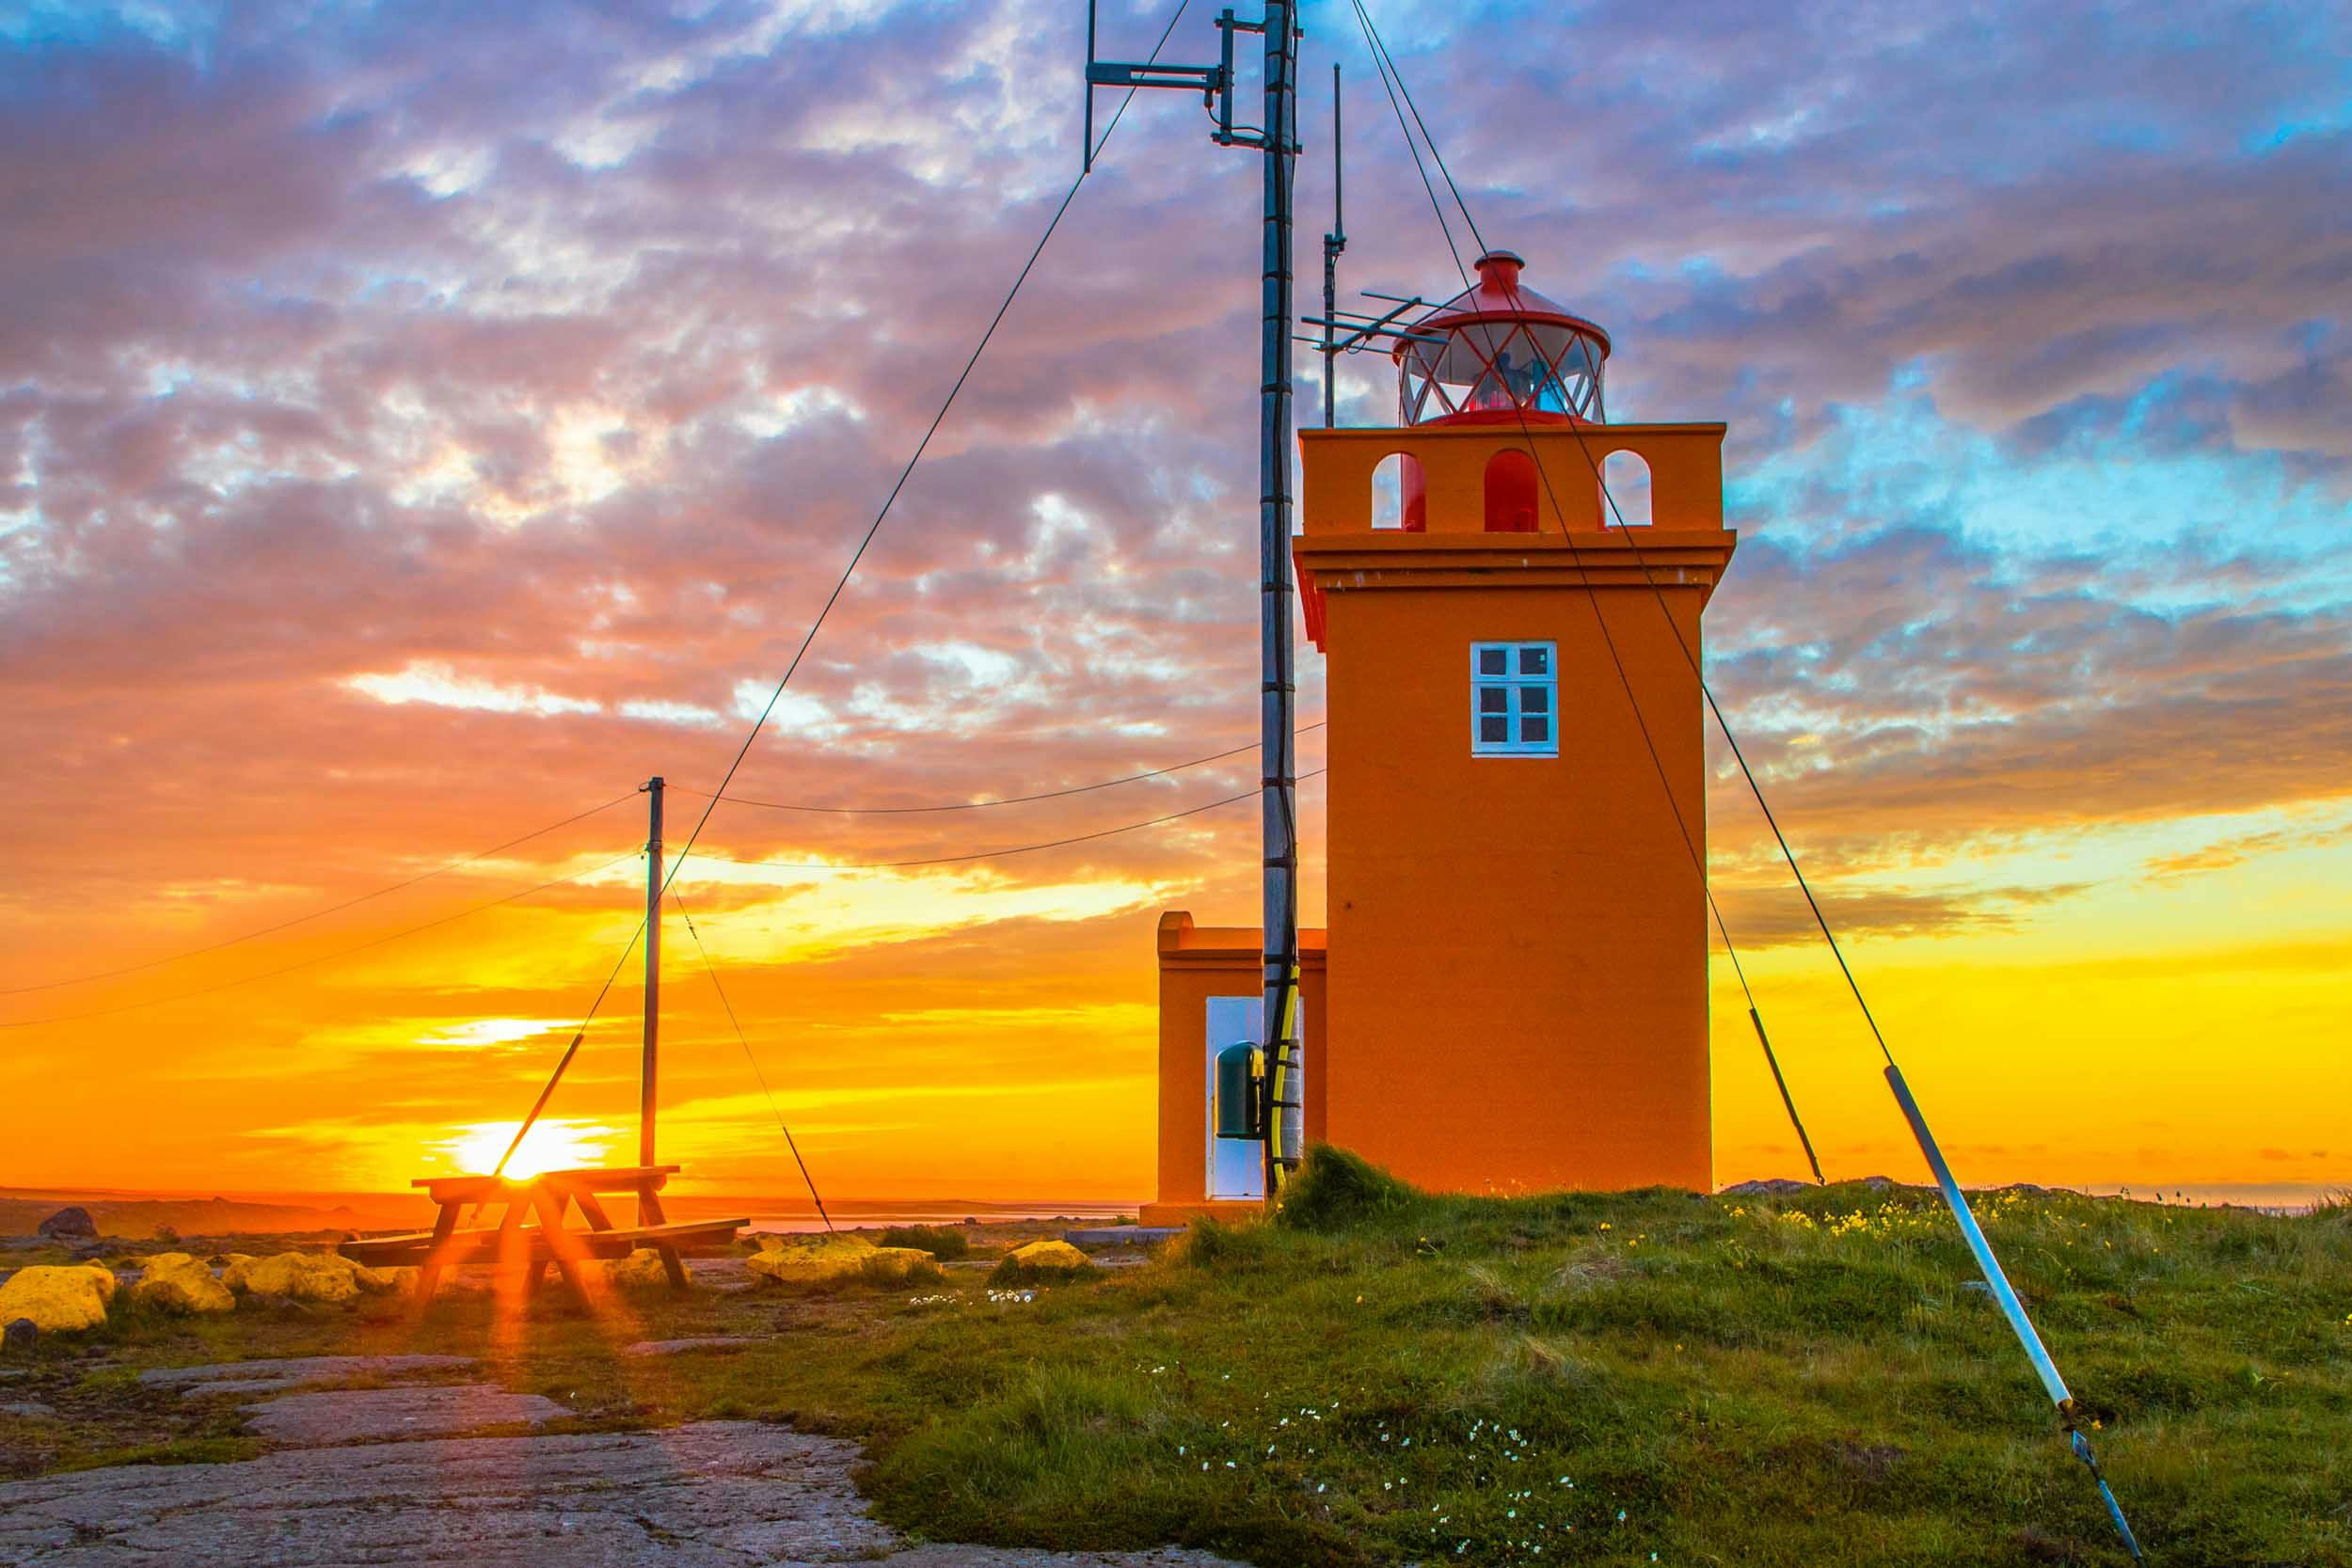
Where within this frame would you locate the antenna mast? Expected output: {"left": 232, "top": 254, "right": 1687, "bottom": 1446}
{"left": 1085, "top": 2, "right": 1305, "bottom": 1193}
{"left": 1323, "top": 62, "right": 1345, "bottom": 430}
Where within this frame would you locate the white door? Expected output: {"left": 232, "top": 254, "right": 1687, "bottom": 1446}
{"left": 1203, "top": 994, "right": 1307, "bottom": 1201}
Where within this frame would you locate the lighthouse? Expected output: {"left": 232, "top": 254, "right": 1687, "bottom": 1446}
{"left": 1141, "top": 251, "right": 1738, "bottom": 1219}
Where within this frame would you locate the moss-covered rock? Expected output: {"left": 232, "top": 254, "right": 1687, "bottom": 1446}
{"left": 372, "top": 1265, "right": 421, "bottom": 1295}
{"left": 991, "top": 1239, "right": 1095, "bottom": 1284}
{"left": 78, "top": 1262, "right": 119, "bottom": 1305}
{"left": 746, "top": 1234, "right": 941, "bottom": 1289}
{"left": 746, "top": 1233, "right": 873, "bottom": 1282}
{"left": 0, "top": 1265, "right": 111, "bottom": 1333}
{"left": 596, "top": 1248, "right": 685, "bottom": 1290}
{"left": 348, "top": 1260, "right": 404, "bottom": 1294}
{"left": 131, "top": 1253, "right": 234, "bottom": 1315}
{"left": 225, "top": 1251, "right": 366, "bottom": 1304}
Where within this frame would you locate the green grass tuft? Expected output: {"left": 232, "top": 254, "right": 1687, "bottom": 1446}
{"left": 876, "top": 1224, "right": 971, "bottom": 1259}
{"left": 1272, "top": 1144, "right": 1423, "bottom": 1233}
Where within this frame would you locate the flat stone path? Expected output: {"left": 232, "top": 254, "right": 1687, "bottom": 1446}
{"left": 0, "top": 1421, "right": 1245, "bottom": 1566}
{"left": 0, "top": 1356, "right": 1248, "bottom": 1566}
{"left": 623, "top": 1336, "right": 759, "bottom": 1357}
{"left": 240, "top": 1385, "right": 568, "bottom": 1444}
{"left": 139, "top": 1354, "right": 475, "bottom": 1399}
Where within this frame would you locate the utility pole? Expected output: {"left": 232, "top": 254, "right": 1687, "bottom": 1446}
{"left": 1085, "top": 2, "right": 1305, "bottom": 1194}
{"left": 1255, "top": 0, "right": 1302, "bottom": 1196}
{"left": 640, "top": 775, "right": 663, "bottom": 1196}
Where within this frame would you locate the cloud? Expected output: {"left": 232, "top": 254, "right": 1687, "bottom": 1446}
{"left": 0, "top": 0, "right": 2344, "bottom": 1196}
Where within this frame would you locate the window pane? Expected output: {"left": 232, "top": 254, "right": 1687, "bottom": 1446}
{"left": 1518, "top": 645, "right": 1550, "bottom": 675}
{"left": 1519, "top": 685, "right": 1549, "bottom": 714}
{"left": 1520, "top": 716, "right": 1549, "bottom": 744}
{"left": 1479, "top": 687, "right": 1508, "bottom": 714}
{"left": 1478, "top": 647, "right": 1508, "bottom": 676}
{"left": 1480, "top": 716, "right": 1509, "bottom": 743}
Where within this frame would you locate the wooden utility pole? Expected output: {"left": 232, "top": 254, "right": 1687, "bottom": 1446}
{"left": 640, "top": 776, "right": 663, "bottom": 1214}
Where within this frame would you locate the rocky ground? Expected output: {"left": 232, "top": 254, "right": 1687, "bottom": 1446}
{"left": 0, "top": 1351, "right": 1245, "bottom": 1567}
{"left": 10, "top": 1177, "right": 2333, "bottom": 1564}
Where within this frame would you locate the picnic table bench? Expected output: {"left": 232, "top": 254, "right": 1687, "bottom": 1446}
{"left": 340, "top": 1164, "right": 745, "bottom": 1306}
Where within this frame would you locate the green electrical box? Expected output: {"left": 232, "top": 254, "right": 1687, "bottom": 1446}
{"left": 1214, "top": 1042, "right": 1264, "bottom": 1140}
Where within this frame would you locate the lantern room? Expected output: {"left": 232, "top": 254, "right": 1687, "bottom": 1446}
{"left": 1393, "top": 250, "right": 1613, "bottom": 531}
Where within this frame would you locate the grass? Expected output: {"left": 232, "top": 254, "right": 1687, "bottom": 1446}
{"left": 4, "top": 1153, "right": 2347, "bottom": 1565}
{"left": 875, "top": 1225, "right": 973, "bottom": 1259}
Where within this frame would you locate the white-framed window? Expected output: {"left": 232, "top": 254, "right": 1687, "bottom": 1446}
{"left": 1471, "top": 641, "right": 1557, "bottom": 756}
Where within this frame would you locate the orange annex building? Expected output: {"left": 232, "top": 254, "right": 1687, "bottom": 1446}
{"left": 1142, "top": 251, "right": 1739, "bottom": 1222}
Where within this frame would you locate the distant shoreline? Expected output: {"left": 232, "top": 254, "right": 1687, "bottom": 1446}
{"left": 2, "top": 1178, "right": 2338, "bottom": 1242}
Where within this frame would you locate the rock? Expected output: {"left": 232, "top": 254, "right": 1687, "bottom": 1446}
{"left": 352, "top": 1262, "right": 404, "bottom": 1293}
{"left": 991, "top": 1239, "right": 1095, "bottom": 1284}
{"left": 240, "top": 1385, "right": 568, "bottom": 1445}
{"left": 1720, "top": 1179, "right": 1816, "bottom": 1197}
{"left": 35, "top": 1207, "right": 97, "bottom": 1240}
{"left": 224, "top": 1250, "right": 369, "bottom": 1304}
{"left": 0, "top": 1264, "right": 110, "bottom": 1333}
{"left": 1064, "top": 1227, "right": 1181, "bottom": 1247}
{"left": 242, "top": 1291, "right": 312, "bottom": 1314}
{"left": 77, "top": 1262, "right": 119, "bottom": 1305}
{"left": 131, "top": 1253, "right": 235, "bottom": 1316}
{"left": 747, "top": 1233, "right": 870, "bottom": 1279}
{"left": 745, "top": 1235, "right": 942, "bottom": 1290}
{"left": 864, "top": 1246, "right": 943, "bottom": 1282}
{"left": 0, "top": 1400, "right": 55, "bottom": 1418}
{"left": 139, "top": 1354, "right": 476, "bottom": 1399}
{"left": 3, "top": 1318, "right": 35, "bottom": 1354}
{"left": 594, "top": 1248, "right": 685, "bottom": 1290}
{"left": 0, "top": 1418, "right": 1255, "bottom": 1566}
{"left": 621, "top": 1337, "right": 756, "bottom": 1357}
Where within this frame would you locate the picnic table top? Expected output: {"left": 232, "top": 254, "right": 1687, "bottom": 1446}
{"left": 410, "top": 1164, "right": 680, "bottom": 1202}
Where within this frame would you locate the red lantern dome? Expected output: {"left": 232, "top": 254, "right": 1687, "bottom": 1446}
{"left": 1394, "top": 249, "right": 1611, "bottom": 427}
{"left": 1390, "top": 250, "right": 1610, "bottom": 531}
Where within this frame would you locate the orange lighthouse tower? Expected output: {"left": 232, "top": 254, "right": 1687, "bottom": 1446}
{"left": 1144, "top": 250, "right": 1738, "bottom": 1218}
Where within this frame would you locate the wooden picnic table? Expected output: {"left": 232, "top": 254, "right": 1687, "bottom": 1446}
{"left": 340, "top": 1164, "right": 745, "bottom": 1306}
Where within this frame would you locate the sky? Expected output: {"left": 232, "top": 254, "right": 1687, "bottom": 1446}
{"left": 2, "top": 0, "right": 2347, "bottom": 1206}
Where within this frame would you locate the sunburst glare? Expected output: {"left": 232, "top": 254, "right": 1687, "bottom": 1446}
{"left": 441, "top": 1119, "right": 618, "bottom": 1180}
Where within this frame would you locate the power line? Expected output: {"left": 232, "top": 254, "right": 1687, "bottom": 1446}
{"left": 673, "top": 889, "right": 834, "bottom": 1232}
{"left": 1359, "top": 0, "right": 1886, "bottom": 1067}
{"left": 1344, "top": 4, "right": 1756, "bottom": 950}
{"left": 1353, "top": 2, "right": 1488, "bottom": 260}
{"left": 487, "top": 0, "right": 1196, "bottom": 1159}
{"left": 491, "top": 915, "right": 644, "bottom": 1178}
{"left": 0, "top": 794, "right": 636, "bottom": 997}
{"left": 649, "top": 0, "right": 1194, "bottom": 907}
{"left": 1357, "top": 0, "right": 1830, "bottom": 1176}
{"left": 1355, "top": 21, "right": 2137, "bottom": 1553}
{"left": 1350, "top": 0, "right": 1465, "bottom": 280}
{"left": 695, "top": 770, "right": 1326, "bottom": 875}
{"left": 499, "top": 744, "right": 1325, "bottom": 1171}
{"left": 670, "top": 721, "right": 1326, "bottom": 816}
{"left": 0, "top": 850, "right": 640, "bottom": 1031}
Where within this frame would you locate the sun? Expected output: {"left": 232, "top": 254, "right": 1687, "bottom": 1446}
{"left": 442, "top": 1120, "right": 614, "bottom": 1180}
